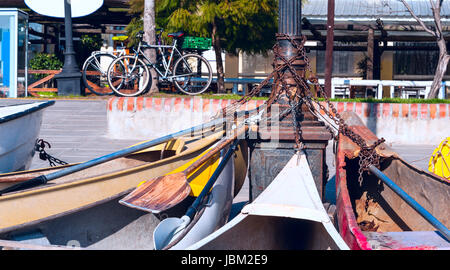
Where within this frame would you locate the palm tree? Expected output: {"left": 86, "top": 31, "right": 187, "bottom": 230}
{"left": 127, "top": 0, "right": 277, "bottom": 93}
{"left": 143, "top": 0, "right": 158, "bottom": 94}
{"left": 161, "top": 0, "right": 277, "bottom": 93}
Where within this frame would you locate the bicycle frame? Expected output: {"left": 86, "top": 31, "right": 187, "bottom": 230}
{"left": 128, "top": 39, "right": 193, "bottom": 82}
{"left": 84, "top": 47, "right": 127, "bottom": 72}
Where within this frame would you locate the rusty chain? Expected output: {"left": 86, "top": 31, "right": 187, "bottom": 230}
{"left": 35, "top": 139, "right": 69, "bottom": 167}
{"left": 219, "top": 34, "right": 385, "bottom": 181}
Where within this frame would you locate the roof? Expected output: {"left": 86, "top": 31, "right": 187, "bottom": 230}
{"left": 303, "top": 0, "right": 450, "bottom": 23}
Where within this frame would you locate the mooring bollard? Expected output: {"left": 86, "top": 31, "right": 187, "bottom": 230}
{"left": 248, "top": 0, "right": 332, "bottom": 201}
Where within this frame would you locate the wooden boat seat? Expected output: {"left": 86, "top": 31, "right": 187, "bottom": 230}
{"left": 129, "top": 138, "right": 185, "bottom": 156}
{"left": 363, "top": 231, "right": 450, "bottom": 250}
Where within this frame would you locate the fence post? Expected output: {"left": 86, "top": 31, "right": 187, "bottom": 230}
{"left": 378, "top": 84, "right": 383, "bottom": 99}
{"left": 390, "top": 85, "right": 395, "bottom": 98}
{"left": 439, "top": 82, "right": 446, "bottom": 99}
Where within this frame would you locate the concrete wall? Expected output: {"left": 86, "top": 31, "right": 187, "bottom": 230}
{"left": 107, "top": 97, "right": 450, "bottom": 145}
{"left": 107, "top": 97, "right": 265, "bottom": 140}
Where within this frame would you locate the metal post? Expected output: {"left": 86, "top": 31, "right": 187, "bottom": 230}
{"left": 249, "top": 0, "right": 332, "bottom": 201}
{"left": 54, "top": 0, "right": 83, "bottom": 96}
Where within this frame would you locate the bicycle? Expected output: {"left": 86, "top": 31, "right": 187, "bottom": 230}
{"left": 81, "top": 36, "right": 129, "bottom": 96}
{"left": 106, "top": 30, "right": 213, "bottom": 97}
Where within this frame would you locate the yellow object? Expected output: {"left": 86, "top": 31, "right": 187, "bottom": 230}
{"left": 129, "top": 139, "right": 185, "bottom": 155}
{"left": 428, "top": 137, "right": 450, "bottom": 180}
{"left": 137, "top": 146, "right": 221, "bottom": 197}
{"left": 112, "top": 35, "right": 129, "bottom": 42}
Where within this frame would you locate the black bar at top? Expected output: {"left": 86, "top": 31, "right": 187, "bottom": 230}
{"left": 278, "top": 0, "right": 302, "bottom": 36}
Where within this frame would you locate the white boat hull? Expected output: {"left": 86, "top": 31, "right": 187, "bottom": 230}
{"left": 186, "top": 152, "right": 350, "bottom": 250}
{"left": 164, "top": 147, "right": 235, "bottom": 250}
{"left": 0, "top": 102, "right": 54, "bottom": 173}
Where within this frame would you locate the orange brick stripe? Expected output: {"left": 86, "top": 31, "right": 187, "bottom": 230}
{"left": 440, "top": 104, "right": 447, "bottom": 118}
{"left": 346, "top": 102, "right": 355, "bottom": 112}
{"left": 107, "top": 98, "right": 450, "bottom": 120}
{"left": 126, "top": 98, "right": 134, "bottom": 112}
{"left": 402, "top": 104, "right": 410, "bottom": 118}
{"left": 382, "top": 103, "right": 391, "bottom": 118}
{"left": 117, "top": 97, "right": 125, "bottom": 111}
{"left": 420, "top": 104, "right": 429, "bottom": 119}
{"left": 410, "top": 104, "right": 418, "bottom": 119}
{"left": 392, "top": 104, "right": 400, "bottom": 118}
{"left": 429, "top": 104, "right": 437, "bottom": 119}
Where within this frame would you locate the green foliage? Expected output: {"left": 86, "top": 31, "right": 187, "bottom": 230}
{"left": 126, "top": 0, "right": 278, "bottom": 55}
{"left": 79, "top": 34, "right": 103, "bottom": 51}
{"left": 37, "top": 91, "right": 58, "bottom": 97}
{"left": 161, "top": 0, "right": 278, "bottom": 55}
{"left": 126, "top": 0, "right": 180, "bottom": 47}
{"left": 29, "top": 53, "right": 63, "bottom": 71}
{"left": 29, "top": 53, "right": 63, "bottom": 79}
{"left": 125, "top": 17, "right": 144, "bottom": 47}
{"left": 76, "top": 34, "right": 103, "bottom": 64}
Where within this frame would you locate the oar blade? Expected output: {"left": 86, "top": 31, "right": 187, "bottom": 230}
{"left": 119, "top": 172, "right": 192, "bottom": 214}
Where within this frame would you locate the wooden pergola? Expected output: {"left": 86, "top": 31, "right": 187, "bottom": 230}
{"left": 301, "top": 0, "right": 450, "bottom": 80}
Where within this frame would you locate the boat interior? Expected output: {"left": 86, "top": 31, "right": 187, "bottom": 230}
{"left": 344, "top": 155, "right": 450, "bottom": 248}
{"left": 193, "top": 215, "right": 342, "bottom": 250}
{"left": 0, "top": 194, "right": 195, "bottom": 249}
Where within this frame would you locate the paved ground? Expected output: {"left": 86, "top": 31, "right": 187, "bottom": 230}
{"left": 0, "top": 98, "right": 437, "bottom": 204}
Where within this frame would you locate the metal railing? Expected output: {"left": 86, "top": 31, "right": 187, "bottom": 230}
{"left": 218, "top": 77, "right": 448, "bottom": 99}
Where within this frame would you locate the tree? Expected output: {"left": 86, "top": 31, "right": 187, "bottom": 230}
{"left": 159, "top": 0, "right": 278, "bottom": 93}
{"left": 143, "top": 0, "right": 159, "bottom": 94}
{"left": 397, "top": 0, "right": 449, "bottom": 99}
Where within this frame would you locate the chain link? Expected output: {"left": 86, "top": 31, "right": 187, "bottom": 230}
{"left": 35, "top": 139, "right": 69, "bottom": 167}
{"left": 217, "top": 34, "right": 385, "bottom": 182}
{"left": 274, "top": 34, "right": 385, "bottom": 181}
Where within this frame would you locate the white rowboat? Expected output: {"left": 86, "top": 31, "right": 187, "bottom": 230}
{"left": 0, "top": 101, "right": 55, "bottom": 173}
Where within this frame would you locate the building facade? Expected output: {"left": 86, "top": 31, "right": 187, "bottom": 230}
{"left": 224, "top": 0, "right": 450, "bottom": 97}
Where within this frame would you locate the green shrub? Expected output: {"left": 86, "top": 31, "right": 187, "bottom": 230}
{"left": 29, "top": 53, "right": 63, "bottom": 79}
{"left": 29, "top": 53, "right": 63, "bottom": 71}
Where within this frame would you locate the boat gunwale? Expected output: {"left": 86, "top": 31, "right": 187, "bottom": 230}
{"left": 0, "top": 131, "right": 224, "bottom": 200}
{"left": 0, "top": 132, "right": 246, "bottom": 238}
{"left": 0, "top": 101, "right": 55, "bottom": 124}
{"left": 0, "top": 188, "right": 133, "bottom": 235}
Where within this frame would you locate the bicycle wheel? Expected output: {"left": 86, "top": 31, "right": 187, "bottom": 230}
{"left": 107, "top": 55, "right": 151, "bottom": 97}
{"left": 82, "top": 53, "right": 116, "bottom": 96}
{"left": 173, "top": 54, "right": 212, "bottom": 95}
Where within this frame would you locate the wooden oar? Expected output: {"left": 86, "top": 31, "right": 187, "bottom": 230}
{"left": 153, "top": 139, "right": 241, "bottom": 250}
{"left": 119, "top": 125, "right": 249, "bottom": 214}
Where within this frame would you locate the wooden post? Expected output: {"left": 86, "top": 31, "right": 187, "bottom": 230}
{"left": 324, "top": 0, "right": 335, "bottom": 98}
{"left": 43, "top": 25, "right": 48, "bottom": 53}
{"left": 367, "top": 28, "right": 374, "bottom": 80}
